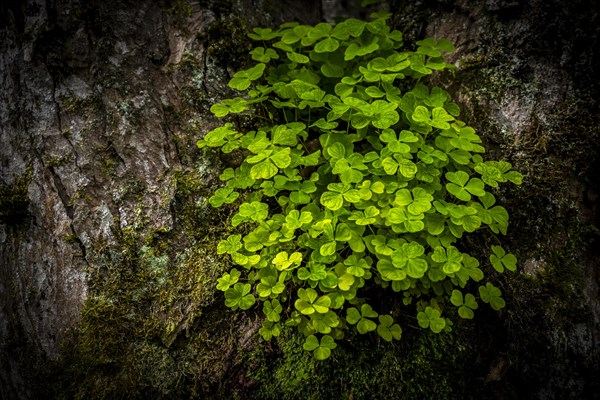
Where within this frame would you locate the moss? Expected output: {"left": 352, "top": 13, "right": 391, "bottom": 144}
{"left": 200, "top": 17, "right": 253, "bottom": 73}
{"left": 43, "top": 155, "right": 73, "bottom": 168}
{"left": 63, "top": 233, "right": 80, "bottom": 244}
{"left": 245, "top": 326, "right": 484, "bottom": 400}
{"left": 50, "top": 235, "right": 233, "bottom": 398}
{"left": 172, "top": 168, "right": 207, "bottom": 198}
{"left": 99, "top": 154, "right": 120, "bottom": 177}
{"left": 162, "top": 0, "right": 193, "bottom": 34}
{"left": 163, "top": 0, "right": 192, "bottom": 18}
{"left": 0, "top": 166, "right": 32, "bottom": 223}
{"left": 58, "top": 94, "right": 96, "bottom": 114}
{"left": 67, "top": 188, "right": 92, "bottom": 207}
{"left": 48, "top": 146, "right": 243, "bottom": 398}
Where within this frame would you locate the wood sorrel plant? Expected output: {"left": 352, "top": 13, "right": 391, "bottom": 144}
{"left": 198, "top": 12, "right": 522, "bottom": 360}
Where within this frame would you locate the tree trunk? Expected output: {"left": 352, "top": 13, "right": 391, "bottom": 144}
{"left": 0, "top": 0, "right": 598, "bottom": 399}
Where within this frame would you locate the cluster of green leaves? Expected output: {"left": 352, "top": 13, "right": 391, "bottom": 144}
{"left": 198, "top": 13, "right": 522, "bottom": 360}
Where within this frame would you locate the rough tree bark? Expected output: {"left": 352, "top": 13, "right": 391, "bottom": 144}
{"left": 0, "top": 0, "right": 598, "bottom": 399}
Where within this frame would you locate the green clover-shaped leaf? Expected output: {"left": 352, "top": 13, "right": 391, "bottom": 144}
{"left": 394, "top": 187, "right": 433, "bottom": 215}
{"left": 377, "top": 258, "right": 407, "bottom": 281}
{"left": 391, "top": 242, "right": 428, "bottom": 278}
{"left": 303, "top": 335, "right": 337, "bottom": 360}
{"left": 315, "top": 37, "right": 340, "bottom": 53}
{"left": 250, "top": 47, "right": 279, "bottom": 62}
{"left": 257, "top": 273, "right": 286, "bottom": 298}
{"left": 348, "top": 206, "right": 380, "bottom": 225}
{"left": 285, "top": 210, "right": 314, "bottom": 230}
{"left": 446, "top": 171, "right": 486, "bottom": 202}
{"left": 417, "top": 306, "right": 446, "bottom": 333}
{"left": 228, "top": 63, "right": 266, "bottom": 90}
{"left": 346, "top": 304, "right": 378, "bottom": 334}
{"left": 344, "top": 255, "right": 371, "bottom": 277}
{"left": 371, "top": 100, "right": 400, "bottom": 129}
{"left": 490, "top": 245, "right": 517, "bottom": 272}
{"left": 370, "top": 235, "right": 394, "bottom": 256}
{"left": 450, "top": 290, "right": 478, "bottom": 319}
{"left": 345, "top": 36, "right": 379, "bottom": 60}
{"left": 272, "top": 251, "right": 303, "bottom": 271}
{"left": 479, "top": 282, "right": 506, "bottom": 310}
{"left": 309, "top": 311, "right": 340, "bottom": 334}
{"left": 248, "top": 27, "right": 279, "bottom": 41}
{"left": 295, "top": 288, "right": 331, "bottom": 315}
{"left": 250, "top": 160, "right": 278, "bottom": 180}
{"left": 431, "top": 245, "right": 463, "bottom": 274}
{"left": 332, "top": 19, "right": 366, "bottom": 39}
{"left": 287, "top": 51, "right": 310, "bottom": 63}
{"left": 263, "top": 299, "right": 283, "bottom": 322}
{"left": 297, "top": 263, "right": 327, "bottom": 281}
{"left": 238, "top": 201, "right": 269, "bottom": 221}
{"left": 217, "top": 234, "right": 243, "bottom": 255}
{"left": 208, "top": 187, "right": 239, "bottom": 207}
{"left": 210, "top": 98, "right": 249, "bottom": 117}
{"left": 259, "top": 320, "right": 281, "bottom": 341}
{"left": 224, "top": 283, "right": 256, "bottom": 310}
{"left": 216, "top": 268, "right": 241, "bottom": 291}
{"left": 454, "top": 254, "right": 484, "bottom": 286}
{"left": 377, "top": 315, "right": 402, "bottom": 341}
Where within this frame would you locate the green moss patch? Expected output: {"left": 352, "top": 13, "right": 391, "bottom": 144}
{"left": 0, "top": 167, "right": 32, "bottom": 223}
